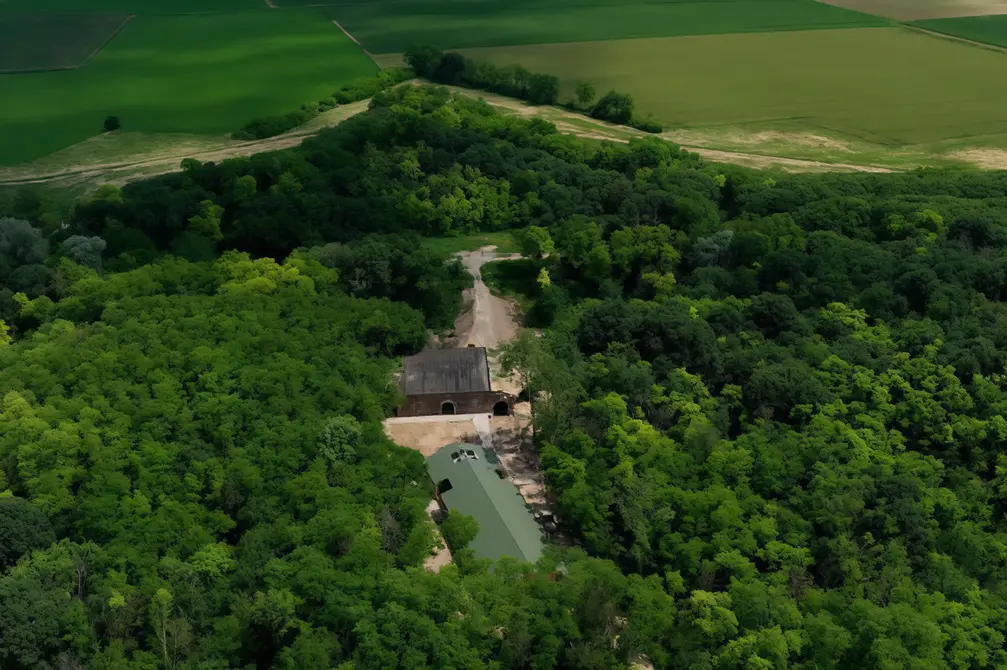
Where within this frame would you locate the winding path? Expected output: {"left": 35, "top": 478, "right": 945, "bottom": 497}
{"left": 0, "top": 85, "right": 902, "bottom": 189}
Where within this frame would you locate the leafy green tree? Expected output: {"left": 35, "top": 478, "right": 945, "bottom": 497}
{"left": 318, "top": 414, "right": 362, "bottom": 465}
{"left": 0, "top": 497, "right": 55, "bottom": 570}
{"left": 403, "top": 45, "right": 443, "bottom": 79}
{"left": 575, "top": 81, "right": 596, "bottom": 107}
{"left": 518, "top": 225, "right": 555, "bottom": 260}
{"left": 591, "top": 90, "right": 635, "bottom": 124}
{"left": 188, "top": 199, "right": 224, "bottom": 242}
{"left": 527, "top": 73, "right": 560, "bottom": 105}
{"left": 62, "top": 235, "right": 106, "bottom": 273}
{"left": 0, "top": 218, "right": 47, "bottom": 283}
{"left": 438, "top": 510, "right": 479, "bottom": 552}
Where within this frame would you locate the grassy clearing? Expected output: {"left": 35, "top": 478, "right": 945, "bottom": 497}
{"left": 0, "top": 0, "right": 265, "bottom": 13}
{"left": 456, "top": 27, "right": 1007, "bottom": 146}
{"left": 914, "top": 14, "right": 1007, "bottom": 46}
{"left": 0, "top": 9, "right": 376, "bottom": 165}
{"left": 0, "top": 13, "right": 129, "bottom": 72}
{"left": 422, "top": 231, "right": 519, "bottom": 256}
{"left": 323, "top": 0, "right": 886, "bottom": 53}
{"left": 818, "top": 0, "right": 1007, "bottom": 20}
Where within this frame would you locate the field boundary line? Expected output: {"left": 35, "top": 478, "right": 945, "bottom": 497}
{"left": 331, "top": 18, "right": 381, "bottom": 67}
{"left": 79, "top": 14, "right": 135, "bottom": 70}
{"left": 901, "top": 24, "right": 1007, "bottom": 54}
{"left": 0, "top": 13, "right": 134, "bottom": 75}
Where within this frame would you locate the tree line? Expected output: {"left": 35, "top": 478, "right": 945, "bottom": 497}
{"left": 404, "top": 46, "right": 662, "bottom": 132}
{"left": 233, "top": 68, "right": 414, "bottom": 140}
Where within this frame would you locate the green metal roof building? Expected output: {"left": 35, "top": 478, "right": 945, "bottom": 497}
{"left": 428, "top": 444, "right": 544, "bottom": 565}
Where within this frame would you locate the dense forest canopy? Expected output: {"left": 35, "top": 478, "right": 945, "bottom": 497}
{"left": 1, "top": 85, "right": 1006, "bottom": 668}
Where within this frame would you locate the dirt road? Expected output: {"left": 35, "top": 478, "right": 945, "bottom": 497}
{"left": 0, "top": 84, "right": 912, "bottom": 190}
{"left": 454, "top": 247, "right": 523, "bottom": 350}
{"left": 0, "top": 100, "right": 372, "bottom": 188}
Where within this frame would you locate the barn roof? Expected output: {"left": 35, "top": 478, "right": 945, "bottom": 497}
{"left": 403, "top": 347, "right": 491, "bottom": 395}
{"left": 427, "top": 444, "right": 544, "bottom": 565}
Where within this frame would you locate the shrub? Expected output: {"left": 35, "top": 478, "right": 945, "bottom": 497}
{"left": 439, "top": 510, "right": 479, "bottom": 551}
{"left": 232, "top": 69, "right": 413, "bottom": 140}
{"left": 233, "top": 109, "right": 316, "bottom": 140}
{"left": 629, "top": 117, "right": 663, "bottom": 133}
{"left": 404, "top": 44, "right": 443, "bottom": 79}
{"left": 0, "top": 497, "right": 55, "bottom": 570}
{"left": 591, "top": 90, "right": 635, "bottom": 125}
{"left": 527, "top": 73, "right": 560, "bottom": 105}
{"left": 409, "top": 46, "right": 561, "bottom": 107}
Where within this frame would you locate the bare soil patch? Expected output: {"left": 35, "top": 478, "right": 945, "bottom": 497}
{"left": 383, "top": 414, "right": 482, "bottom": 457}
{"left": 946, "top": 147, "right": 1007, "bottom": 168}
{"left": 422, "top": 500, "right": 453, "bottom": 572}
{"left": 686, "top": 147, "right": 893, "bottom": 173}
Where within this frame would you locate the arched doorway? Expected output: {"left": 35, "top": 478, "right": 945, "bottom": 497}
{"left": 493, "top": 401, "right": 509, "bottom": 417}
{"left": 441, "top": 401, "right": 455, "bottom": 415}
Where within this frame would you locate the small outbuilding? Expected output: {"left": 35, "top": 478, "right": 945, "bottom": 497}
{"left": 397, "top": 347, "right": 514, "bottom": 417}
{"left": 428, "top": 443, "right": 543, "bottom": 565}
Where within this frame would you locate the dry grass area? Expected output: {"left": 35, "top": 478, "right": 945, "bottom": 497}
{"left": 0, "top": 100, "right": 371, "bottom": 189}
{"left": 16, "top": 80, "right": 1007, "bottom": 191}
{"left": 947, "top": 147, "right": 1007, "bottom": 168}
{"left": 818, "top": 0, "right": 1007, "bottom": 19}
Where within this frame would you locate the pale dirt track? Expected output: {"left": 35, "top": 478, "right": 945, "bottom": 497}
{"left": 0, "top": 100, "right": 372, "bottom": 188}
{"left": 455, "top": 247, "right": 524, "bottom": 350}
{"left": 0, "top": 85, "right": 910, "bottom": 190}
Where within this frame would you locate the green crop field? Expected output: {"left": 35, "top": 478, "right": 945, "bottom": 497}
{"left": 458, "top": 27, "right": 1007, "bottom": 146}
{"left": 818, "top": 0, "right": 1007, "bottom": 20}
{"left": 321, "top": 0, "right": 887, "bottom": 53}
{"left": 0, "top": 0, "right": 265, "bottom": 13}
{"left": 0, "top": 13, "right": 129, "bottom": 72}
{"left": 915, "top": 14, "right": 1007, "bottom": 46}
{"left": 0, "top": 9, "right": 376, "bottom": 165}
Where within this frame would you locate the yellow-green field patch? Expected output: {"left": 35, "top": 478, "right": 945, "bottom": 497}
{"left": 456, "top": 27, "right": 1007, "bottom": 146}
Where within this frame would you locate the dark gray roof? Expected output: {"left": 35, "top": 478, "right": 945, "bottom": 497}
{"left": 403, "top": 347, "right": 491, "bottom": 395}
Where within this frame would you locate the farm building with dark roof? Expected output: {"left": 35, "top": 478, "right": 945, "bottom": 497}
{"left": 397, "top": 347, "right": 514, "bottom": 417}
